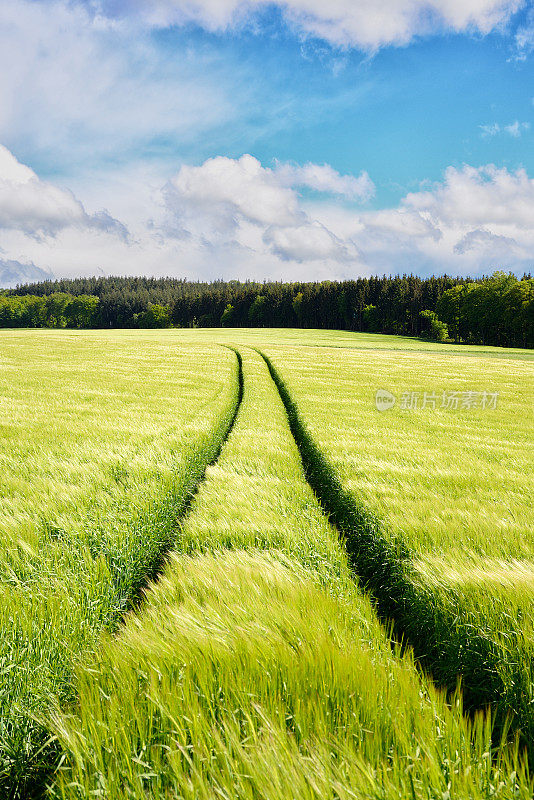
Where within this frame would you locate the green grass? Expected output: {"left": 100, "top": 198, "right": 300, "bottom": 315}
{"left": 51, "top": 347, "right": 531, "bottom": 799}
{"left": 1, "top": 328, "right": 532, "bottom": 797}
{"left": 257, "top": 340, "right": 532, "bottom": 558}
{"left": 53, "top": 552, "right": 530, "bottom": 800}
{"left": 182, "top": 326, "right": 534, "bottom": 360}
{"left": 251, "top": 334, "right": 534, "bottom": 748}
{"left": 0, "top": 331, "right": 240, "bottom": 796}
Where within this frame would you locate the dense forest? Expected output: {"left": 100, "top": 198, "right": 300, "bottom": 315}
{"left": 1, "top": 271, "right": 532, "bottom": 347}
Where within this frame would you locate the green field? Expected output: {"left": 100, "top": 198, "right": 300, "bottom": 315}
{"left": 0, "top": 328, "right": 532, "bottom": 799}
{"left": 256, "top": 336, "right": 534, "bottom": 741}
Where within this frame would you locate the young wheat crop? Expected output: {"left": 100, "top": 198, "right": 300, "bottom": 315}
{"left": 257, "top": 335, "right": 534, "bottom": 751}
{"left": 0, "top": 330, "right": 240, "bottom": 796}
{"left": 51, "top": 347, "right": 531, "bottom": 799}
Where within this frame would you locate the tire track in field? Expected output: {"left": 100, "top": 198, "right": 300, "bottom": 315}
{"left": 131, "top": 345, "right": 244, "bottom": 605}
{"left": 23, "top": 348, "right": 243, "bottom": 800}
{"left": 256, "top": 347, "right": 529, "bottom": 757}
{"left": 256, "top": 348, "right": 413, "bottom": 630}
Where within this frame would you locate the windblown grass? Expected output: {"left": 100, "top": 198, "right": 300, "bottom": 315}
{"left": 2, "top": 328, "right": 533, "bottom": 796}
{"left": 256, "top": 336, "right": 534, "bottom": 749}
{"left": 0, "top": 330, "right": 239, "bottom": 796}
{"left": 52, "top": 348, "right": 531, "bottom": 799}
{"left": 257, "top": 342, "right": 532, "bottom": 557}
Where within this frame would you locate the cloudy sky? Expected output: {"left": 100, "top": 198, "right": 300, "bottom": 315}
{"left": 0, "top": 0, "right": 533, "bottom": 286}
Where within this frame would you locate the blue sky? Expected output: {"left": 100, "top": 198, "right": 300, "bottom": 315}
{"left": 0, "top": 0, "right": 533, "bottom": 284}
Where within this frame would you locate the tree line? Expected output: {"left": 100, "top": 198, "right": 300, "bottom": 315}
{"left": 0, "top": 293, "right": 100, "bottom": 329}
{"left": 1, "top": 271, "right": 532, "bottom": 347}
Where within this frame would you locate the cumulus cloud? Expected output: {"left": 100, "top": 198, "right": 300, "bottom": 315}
{"left": 164, "top": 155, "right": 304, "bottom": 236}
{"left": 2, "top": 152, "right": 534, "bottom": 285}
{"left": 109, "top": 159, "right": 534, "bottom": 278}
{"left": 163, "top": 155, "right": 373, "bottom": 237}
{"left": 263, "top": 221, "right": 358, "bottom": 262}
{"left": 332, "top": 164, "right": 534, "bottom": 275}
{"left": 280, "top": 0, "right": 523, "bottom": 49}
{"left": 453, "top": 227, "right": 519, "bottom": 255}
{"left": 0, "top": 150, "right": 367, "bottom": 282}
{"left": 161, "top": 154, "right": 365, "bottom": 265}
{"left": 403, "top": 164, "right": 534, "bottom": 228}
{"left": 0, "top": 145, "right": 128, "bottom": 239}
{"left": 295, "top": 162, "right": 534, "bottom": 277}
{"left": 274, "top": 162, "right": 375, "bottom": 200}
{"left": 92, "top": 0, "right": 524, "bottom": 50}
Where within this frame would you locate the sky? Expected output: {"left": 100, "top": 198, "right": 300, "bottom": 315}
{"left": 0, "top": 0, "right": 533, "bottom": 286}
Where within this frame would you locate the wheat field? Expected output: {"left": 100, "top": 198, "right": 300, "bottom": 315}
{"left": 0, "top": 328, "right": 532, "bottom": 799}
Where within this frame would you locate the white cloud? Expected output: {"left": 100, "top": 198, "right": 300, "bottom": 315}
{"left": 162, "top": 155, "right": 374, "bottom": 238}
{"left": 453, "top": 227, "right": 519, "bottom": 255}
{"left": 300, "top": 162, "right": 534, "bottom": 276}
{"left": 263, "top": 221, "right": 358, "bottom": 262}
{"left": 161, "top": 154, "right": 366, "bottom": 265}
{"left": 481, "top": 120, "right": 530, "bottom": 137}
{"left": 349, "top": 164, "right": 534, "bottom": 274}
{"left": 0, "top": 151, "right": 368, "bottom": 284}
{"left": 164, "top": 155, "right": 304, "bottom": 235}
{"left": 280, "top": 0, "right": 523, "bottom": 49}
{"left": 274, "top": 162, "right": 375, "bottom": 200}
{"left": 0, "top": 144, "right": 128, "bottom": 238}
{"left": 0, "top": 145, "right": 35, "bottom": 184}
{"left": 480, "top": 123, "right": 501, "bottom": 136}
{"left": 0, "top": 1, "right": 246, "bottom": 174}
{"left": 2, "top": 152, "right": 534, "bottom": 287}
{"left": 90, "top": 0, "right": 524, "bottom": 50}
{"left": 403, "top": 164, "right": 534, "bottom": 228}
{"left": 504, "top": 120, "right": 530, "bottom": 137}
{"left": 158, "top": 160, "right": 534, "bottom": 277}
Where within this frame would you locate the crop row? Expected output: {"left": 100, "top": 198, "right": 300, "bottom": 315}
{"left": 50, "top": 347, "right": 530, "bottom": 799}
{"left": 259, "top": 342, "right": 534, "bottom": 755}
{"left": 0, "top": 333, "right": 240, "bottom": 797}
